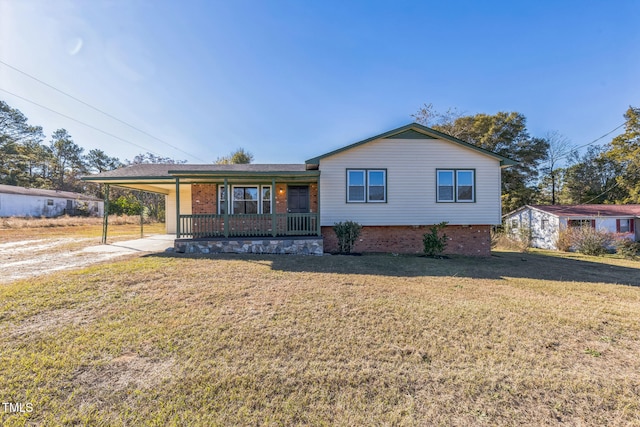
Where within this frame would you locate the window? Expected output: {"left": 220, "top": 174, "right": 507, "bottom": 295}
{"left": 617, "top": 219, "right": 633, "bottom": 233}
{"left": 47, "top": 199, "right": 54, "bottom": 206}
{"left": 511, "top": 219, "right": 519, "bottom": 228}
{"left": 233, "top": 187, "right": 258, "bottom": 214}
{"left": 541, "top": 219, "right": 549, "bottom": 230}
{"left": 218, "top": 186, "right": 227, "bottom": 214}
{"left": 437, "top": 170, "right": 454, "bottom": 202}
{"left": 262, "top": 186, "right": 272, "bottom": 214}
{"left": 219, "top": 185, "right": 272, "bottom": 214}
{"left": 347, "top": 169, "right": 387, "bottom": 203}
{"left": 347, "top": 170, "right": 365, "bottom": 202}
{"left": 437, "top": 169, "right": 475, "bottom": 202}
{"left": 368, "top": 170, "right": 386, "bottom": 202}
{"left": 456, "top": 170, "right": 474, "bottom": 202}
{"left": 568, "top": 219, "right": 594, "bottom": 228}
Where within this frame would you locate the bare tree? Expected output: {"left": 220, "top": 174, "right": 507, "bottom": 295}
{"left": 542, "top": 131, "right": 575, "bottom": 204}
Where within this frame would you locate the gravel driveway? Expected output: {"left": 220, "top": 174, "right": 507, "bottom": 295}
{"left": 0, "top": 235, "right": 174, "bottom": 284}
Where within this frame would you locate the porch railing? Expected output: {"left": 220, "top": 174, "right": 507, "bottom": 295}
{"left": 178, "top": 213, "right": 319, "bottom": 238}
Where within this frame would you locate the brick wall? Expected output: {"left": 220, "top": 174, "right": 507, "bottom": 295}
{"left": 309, "top": 183, "right": 318, "bottom": 213}
{"left": 191, "top": 184, "right": 217, "bottom": 214}
{"left": 275, "top": 184, "right": 287, "bottom": 214}
{"left": 322, "top": 225, "right": 491, "bottom": 256}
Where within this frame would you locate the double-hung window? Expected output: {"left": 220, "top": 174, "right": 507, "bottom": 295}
{"left": 437, "top": 169, "right": 475, "bottom": 202}
{"left": 218, "top": 185, "right": 271, "bottom": 214}
{"left": 347, "top": 169, "right": 386, "bottom": 203}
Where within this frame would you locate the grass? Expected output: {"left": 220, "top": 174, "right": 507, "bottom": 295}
{"left": 2, "top": 243, "right": 640, "bottom": 425}
{"left": 0, "top": 215, "right": 165, "bottom": 243}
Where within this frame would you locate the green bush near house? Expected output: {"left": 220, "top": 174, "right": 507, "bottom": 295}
{"left": 423, "top": 222, "right": 448, "bottom": 257}
{"left": 333, "top": 220, "right": 362, "bottom": 254}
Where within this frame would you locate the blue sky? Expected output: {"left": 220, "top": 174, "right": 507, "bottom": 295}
{"left": 1, "top": 0, "right": 638, "bottom": 165}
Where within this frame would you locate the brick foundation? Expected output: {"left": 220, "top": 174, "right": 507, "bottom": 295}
{"left": 321, "top": 225, "right": 491, "bottom": 256}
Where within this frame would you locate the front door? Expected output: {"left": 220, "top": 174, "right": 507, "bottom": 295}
{"left": 287, "top": 185, "right": 310, "bottom": 234}
{"left": 287, "top": 185, "right": 309, "bottom": 213}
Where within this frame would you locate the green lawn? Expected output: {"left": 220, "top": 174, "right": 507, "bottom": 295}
{"left": 1, "top": 250, "right": 640, "bottom": 426}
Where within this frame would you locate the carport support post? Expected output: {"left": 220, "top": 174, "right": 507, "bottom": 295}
{"left": 175, "top": 178, "right": 180, "bottom": 238}
{"left": 102, "top": 184, "right": 110, "bottom": 244}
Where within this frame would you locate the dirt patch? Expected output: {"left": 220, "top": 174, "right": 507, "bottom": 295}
{"left": 5, "top": 307, "right": 98, "bottom": 339}
{"left": 74, "top": 354, "right": 176, "bottom": 391}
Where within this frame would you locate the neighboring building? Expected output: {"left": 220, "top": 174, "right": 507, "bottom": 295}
{"left": 0, "top": 184, "right": 104, "bottom": 218}
{"left": 504, "top": 204, "right": 640, "bottom": 250}
{"left": 83, "top": 123, "right": 516, "bottom": 255}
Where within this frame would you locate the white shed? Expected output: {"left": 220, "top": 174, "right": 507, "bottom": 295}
{"left": 0, "top": 184, "right": 104, "bottom": 218}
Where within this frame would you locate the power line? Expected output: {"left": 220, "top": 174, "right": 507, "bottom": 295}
{"left": 557, "top": 121, "right": 627, "bottom": 161}
{"left": 0, "top": 87, "right": 165, "bottom": 157}
{"left": 0, "top": 59, "right": 206, "bottom": 162}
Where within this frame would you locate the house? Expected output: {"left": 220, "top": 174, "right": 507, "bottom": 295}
{"left": 504, "top": 204, "right": 640, "bottom": 249}
{"left": 82, "top": 123, "right": 516, "bottom": 256}
{"left": 0, "top": 184, "right": 104, "bottom": 218}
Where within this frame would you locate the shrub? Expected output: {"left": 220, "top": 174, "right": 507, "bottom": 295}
{"left": 555, "top": 227, "right": 573, "bottom": 252}
{"left": 615, "top": 238, "right": 640, "bottom": 259}
{"left": 333, "top": 221, "right": 362, "bottom": 254}
{"left": 497, "top": 222, "right": 530, "bottom": 252}
{"left": 423, "top": 222, "right": 448, "bottom": 257}
{"left": 572, "top": 227, "right": 613, "bottom": 256}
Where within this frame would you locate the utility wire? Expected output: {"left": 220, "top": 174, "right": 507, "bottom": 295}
{"left": 0, "top": 87, "right": 165, "bottom": 157}
{"left": 556, "top": 121, "right": 627, "bottom": 161}
{"left": 0, "top": 59, "right": 206, "bottom": 162}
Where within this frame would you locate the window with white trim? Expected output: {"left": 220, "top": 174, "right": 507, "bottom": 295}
{"left": 347, "top": 169, "right": 386, "bottom": 203}
{"left": 218, "top": 185, "right": 272, "bottom": 214}
{"left": 261, "top": 186, "right": 272, "bottom": 214}
{"left": 437, "top": 169, "right": 475, "bottom": 203}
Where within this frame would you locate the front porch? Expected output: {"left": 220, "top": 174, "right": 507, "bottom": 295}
{"left": 178, "top": 212, "right": 319, "bottom": 238}
{"left": 171, "top": 167, "right": 322, "bottom": 255}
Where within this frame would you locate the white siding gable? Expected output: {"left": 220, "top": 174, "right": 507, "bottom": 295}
{"left": 318, "top": 137, "right": 502, "bottom": 226}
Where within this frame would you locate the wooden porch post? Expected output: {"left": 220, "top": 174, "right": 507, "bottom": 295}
{"left": 102, "top": 184, "right": 110, "bottom": 244}
{"left": 223, "top": 178, "right": 229, "bottom": 238}
{"left": 175, "top": 178, "right": 181, "bottom": 238}
{"left": 271, "top": 178, "right": 277, "bottom": 237}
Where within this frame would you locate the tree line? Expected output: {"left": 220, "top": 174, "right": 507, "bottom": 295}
{"left": 413, "top": 104, "right": 640, "bottom": 213}
{"left": 2, "top": 98, "right": 638, "bottom": 218}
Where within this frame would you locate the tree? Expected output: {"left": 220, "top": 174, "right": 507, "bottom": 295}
{"left": 0, "top": 100, "right": 45, "bottom": 186}
{"left": 605, "top": 106, "right": 640, "bottom": 203}
{"left": 558, "top": 146, "right": 622, "bottom": 204}
{"left": 86, "top": 149, "right": 121, "bottom": 173}
{"left": 129, "top": 152, "right": 185, "bottom": 165}
{"left": 414, "top": 106, "right": 549, "bottom": 213}
{"left": 539, "top": 131, "right": 575, "bottom": 204}
{"left": 49, "top": 129, "right": 85, "bottom": 190}
{"left": 214, "top": 147, "right": 254, "bottom": 164}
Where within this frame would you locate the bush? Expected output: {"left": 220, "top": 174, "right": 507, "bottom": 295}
{"left": 572, "top": 227, "right": 613, "bottom": 256}
{"left": 423, "top": 222, "right": 448, "bottom": 257}
{"left": 333, "top": 221, "right": 362, "bottom": 254}
{"left": 615, "top": 238, "right": 640, "bottom": 259}
{"left": 555, "top": 227, "right": 573, "bottom": 252}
